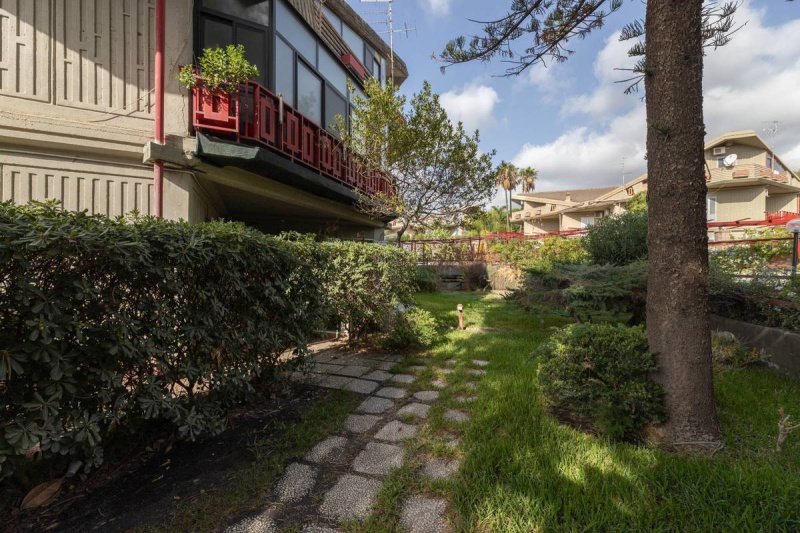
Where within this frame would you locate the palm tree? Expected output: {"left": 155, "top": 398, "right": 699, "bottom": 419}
{"left": 495, "top": 161, "right": 519, "bottom": 231}
{"left": 520, "top": 167, "right": 538, "bottom": 193}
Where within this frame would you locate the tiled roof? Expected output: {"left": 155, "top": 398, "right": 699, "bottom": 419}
{"left": 516, "top": 187, "right": 616, "bottom": 203}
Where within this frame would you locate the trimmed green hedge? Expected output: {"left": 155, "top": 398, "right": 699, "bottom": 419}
{"left": 319, "top": 240, "right": 416, "bottom": 343}
{"left": 0, "top": 202, "right": 414, "bottom": 479}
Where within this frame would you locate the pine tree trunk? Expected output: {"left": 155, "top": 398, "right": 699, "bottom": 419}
{"left": 644, "top": 0, "right": 722, "bottom": 450}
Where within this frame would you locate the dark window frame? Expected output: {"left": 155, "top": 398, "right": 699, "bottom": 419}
{"left": 195, "top": 1, "right": 273, "bottom": 88}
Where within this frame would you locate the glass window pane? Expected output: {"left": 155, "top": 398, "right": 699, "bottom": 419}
{"left": 276, "top": 0, "right": 317, "bottom": 64}
{"left": 342, "top": 24, "right": 364, "bottom": 59}
{"left": 319, "top": 48, "right": 347, "bottom": 95}
{"left": 322, "top": 5, "right": 342, "bottom": 34}
{"left": 202, "top": 16, "right": 234, "bottom": 49}
{"left": 325, "top": 86, "right": 347, "bottom": 134}
{"left": 297, "top": 61, "right": 322, "bottom": 125}
{"left": 275, "top": 37, "right": 295, "bottom": 106}
{"left": 237, "top": 26, "right": 267, "bottom": 85}
{"left": 202, "top": 0, "right": 270, "bottom": 26}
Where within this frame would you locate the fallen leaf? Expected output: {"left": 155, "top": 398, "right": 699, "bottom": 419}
{"left": 20, "top": 478, "right": 63, "bottom": 510}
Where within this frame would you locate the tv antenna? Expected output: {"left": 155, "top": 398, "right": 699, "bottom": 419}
{"left": 360, "top": 0, "right": 416, "bottom": 83}
{"left": 621, "top": 157, "right": 633, "bottom": 185}
{"left": 763, "top": 120, "right": 780, "bottom": 139}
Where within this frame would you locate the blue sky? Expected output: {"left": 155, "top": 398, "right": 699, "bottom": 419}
{"left": 347, "top": 0, "right": 800, "bottom": 204}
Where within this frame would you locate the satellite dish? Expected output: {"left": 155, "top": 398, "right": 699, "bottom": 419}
{"left": 723, "top": 154, "right": 738, "bottom": 167}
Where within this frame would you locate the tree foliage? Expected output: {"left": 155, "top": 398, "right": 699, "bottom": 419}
{"left": 342, "top": 79, "right": 496, "bottom": 241}
{"left": 178, "top": 44, "right": 260, "bottom": 92}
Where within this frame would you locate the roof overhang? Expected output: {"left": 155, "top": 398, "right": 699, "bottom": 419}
{"left": 707, "top": 177, "right": 800, "bottom": 195}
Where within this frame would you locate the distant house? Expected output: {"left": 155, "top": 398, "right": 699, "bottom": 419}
{"left": 0, "top": 0, "right": 407, "bottom": 240}
{"left": 512, "top": 130, "right": 799, "bottom": 237}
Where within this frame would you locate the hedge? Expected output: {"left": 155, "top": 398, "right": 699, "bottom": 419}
{"left": 318, "top": 240, "right": 416, "bottom": 343}
{"left": 0, "top": 202, "right": 414, "bottom": 480}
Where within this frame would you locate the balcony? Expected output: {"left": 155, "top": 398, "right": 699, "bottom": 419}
{"left": 191, "top": 77, "right": 395, "bottom": 200}
{"left": 706, "top": 163, "right": 792, "bottom": 184}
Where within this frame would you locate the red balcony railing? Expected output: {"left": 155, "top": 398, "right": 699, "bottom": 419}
{"left": 191, "top": 77, "right": 396, "bottom": 199}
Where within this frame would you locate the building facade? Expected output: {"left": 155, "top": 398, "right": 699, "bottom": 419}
{"left": 0, "top": 0, "right": 405, "bottom": 239}
{"left": 513, "top": 130, "right": 799, "bottom": 237}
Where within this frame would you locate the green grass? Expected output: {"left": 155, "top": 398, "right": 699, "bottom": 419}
{"left": 410, "top": 291, "right": 800, "bottom": 532}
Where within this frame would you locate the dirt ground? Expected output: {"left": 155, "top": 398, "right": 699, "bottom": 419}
{"left": 3, "top": 385, "right": 327, "bottom": 533}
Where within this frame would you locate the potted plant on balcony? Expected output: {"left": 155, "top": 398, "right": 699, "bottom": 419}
{"left": 179, "top": 44, "right": 259, "bottom": 125}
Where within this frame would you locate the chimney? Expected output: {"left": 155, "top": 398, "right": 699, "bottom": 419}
{"left": 565, "top": 192, "right": 572, "bottom": 202}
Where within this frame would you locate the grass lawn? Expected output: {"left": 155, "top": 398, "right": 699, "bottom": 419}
{"left": 410, "top": 291, "right": 800, "bottom": 532}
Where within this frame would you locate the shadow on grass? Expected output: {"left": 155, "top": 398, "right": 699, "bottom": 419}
{"left": 415, "top": 291, "right": 800, "bottom": 532}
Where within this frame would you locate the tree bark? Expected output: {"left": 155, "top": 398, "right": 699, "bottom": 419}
{"left": 644, "top": 0, "right": 721, "bottom": 450}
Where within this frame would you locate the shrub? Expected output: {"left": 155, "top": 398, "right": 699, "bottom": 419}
{"left": 414, "top": 266, "right": 439, "bottom": 292}
{"left": 583, "top": 210, "right": 648, "bottom": 265}
{"left": 178, "top": 44, "right": 260, "bottom": 92}
{"left": 319, "top": 241, "right": 416, "bottom": 343}
{"left": 512, "top": 262, "right": 647, "bottom": 324}
{"left": 710, "top": 227, "right": 794, "bottom": 275}
{"left": 489, "top": 236, "right": 587, "bottom": 270}
{"left": 537, "top": 323, "right": 665, "bottom": 441}
{"left": 380, "top": 307, "right": 439, "bottom": 350}
{"left": 0, "top": 202, "right": 324, "bottom": 480}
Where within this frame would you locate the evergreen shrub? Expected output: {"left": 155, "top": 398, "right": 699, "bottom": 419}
{"left": 537, "top": 323, "right": 665, "bottom": 441}
{"left": 583, "top": 210, "right": 648, "bottom": 265}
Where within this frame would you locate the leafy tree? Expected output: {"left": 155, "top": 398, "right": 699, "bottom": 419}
{"left": 627, "top": 191, "right": 647, "bottom": 213}
{"left": 442, "top": 0, "right": 742, "bottom": 451}
{"left": 467, "top": 206, "right": 511, "bottom": 235}
{"left": 343, "top": 79, "right": 496, "bottom": 242}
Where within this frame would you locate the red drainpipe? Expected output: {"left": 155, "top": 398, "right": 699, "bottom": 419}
{"left": 153, "top": 0, "right": 166, "bottom": 218}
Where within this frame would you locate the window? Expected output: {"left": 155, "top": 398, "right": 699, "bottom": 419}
{"left": 717, "top": 157, "right": 725, "bottom": 168}
{"left": 198, "top": 8, "right": 268, "bottom": 86}
{"left": 319, "top": 47, "right": 348, "bottom": 95}
{"left": 325, "top": 86, "right": 347, "bottom": 134}
{"left": 202, "top": 0, "right": 271, "bottom": 26}
{"left": 580, "top": 216, "right": 595, "bottom": 228}
{"left": 342, "top": 24, "right": 364, "bottom": 60}
{"left": 626, "top": 186, "right": 634, "bottom": 196}
{"left": 297, "top": 61, "right": 322, "bottom": 125}
{"left": 322, "top": 5, "right": 342, "bottom": 33}
{"left": 767, "top": 154, "right": 774, "bottom": 169}
{"left": 202, "top": 15, "right": 234, "bottom": 49}
{"left": 276, "top": 0, "right": 317, "bottom": 64}
{"left": 275, "top": 37, "right": 295, "bottom": 106}
{"left": 550, "top": 205, "right": 556, "bottom": 212}
{"left": 707, "top": 195, "right": 717, "bottom": 222}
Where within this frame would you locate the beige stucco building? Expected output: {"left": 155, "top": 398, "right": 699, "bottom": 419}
{"left": 513, "top": 130, "right": 799, "bottom": 236}
{"left": 0, "top": 0, "right": 406, "bottom": 239}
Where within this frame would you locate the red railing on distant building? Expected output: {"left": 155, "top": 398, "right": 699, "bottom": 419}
{"left": 191, "top": 76, "right": 395, "bottom": 199}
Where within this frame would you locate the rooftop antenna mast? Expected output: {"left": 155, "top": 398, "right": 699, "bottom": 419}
{"left": 621, "top": 157, "right": 633, "bottom": 185}
{"left": 762, "top": 121, "right": 780, "bottom": 170}
{"left": 360, "top": 0, "right": 415, "bottom": 83}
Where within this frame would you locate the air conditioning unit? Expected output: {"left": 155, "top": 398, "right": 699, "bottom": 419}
{"left": 712, "top": 146, "right": 726, "bottom": 156}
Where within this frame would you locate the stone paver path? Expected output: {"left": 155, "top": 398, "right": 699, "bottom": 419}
{"left": 225, "top": 349, "right": 491, "bottom": 532}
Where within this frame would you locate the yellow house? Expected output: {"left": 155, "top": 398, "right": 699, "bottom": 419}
{"left": 704, "top": 130, "right": 800, "bottom": 226}
{"left": 513, "top": 130, "right": 799, "bottom": 236}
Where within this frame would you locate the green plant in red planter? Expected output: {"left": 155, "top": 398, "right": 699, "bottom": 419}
{"left": 179, "top": 44, "right": 260, "bottom": 125}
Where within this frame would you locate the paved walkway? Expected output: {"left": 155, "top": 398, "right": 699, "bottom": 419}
{"left": 223, "top": 350, "right": 489, "bottom": 532}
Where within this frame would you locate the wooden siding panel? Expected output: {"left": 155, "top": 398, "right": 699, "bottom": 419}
{"left": 0, "top": 0, "right": 51, "bottom": 101}
{"left": 0, "top": 161, "right": 153, "bottom": 216}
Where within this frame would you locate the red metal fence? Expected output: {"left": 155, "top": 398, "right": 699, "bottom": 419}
{"left": 192, "top": 77, "right": 395, "bottom": 199}
{"left": 403, "top": 212, "right": 800, "bottom": 265}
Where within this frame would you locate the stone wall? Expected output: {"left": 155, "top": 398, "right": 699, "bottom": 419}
{"left": 710, "top": 315, "right": 800, "bottom": 378}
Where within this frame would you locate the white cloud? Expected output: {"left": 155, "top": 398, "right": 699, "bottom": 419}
{"left": 419, "top": 0, "right": 451, "bottom": 16}
{"left": 513, "top": 1, "right": 800, "bottom": 190}
{"left": 440, "top": 83, "right": 500, "bottom": 132}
